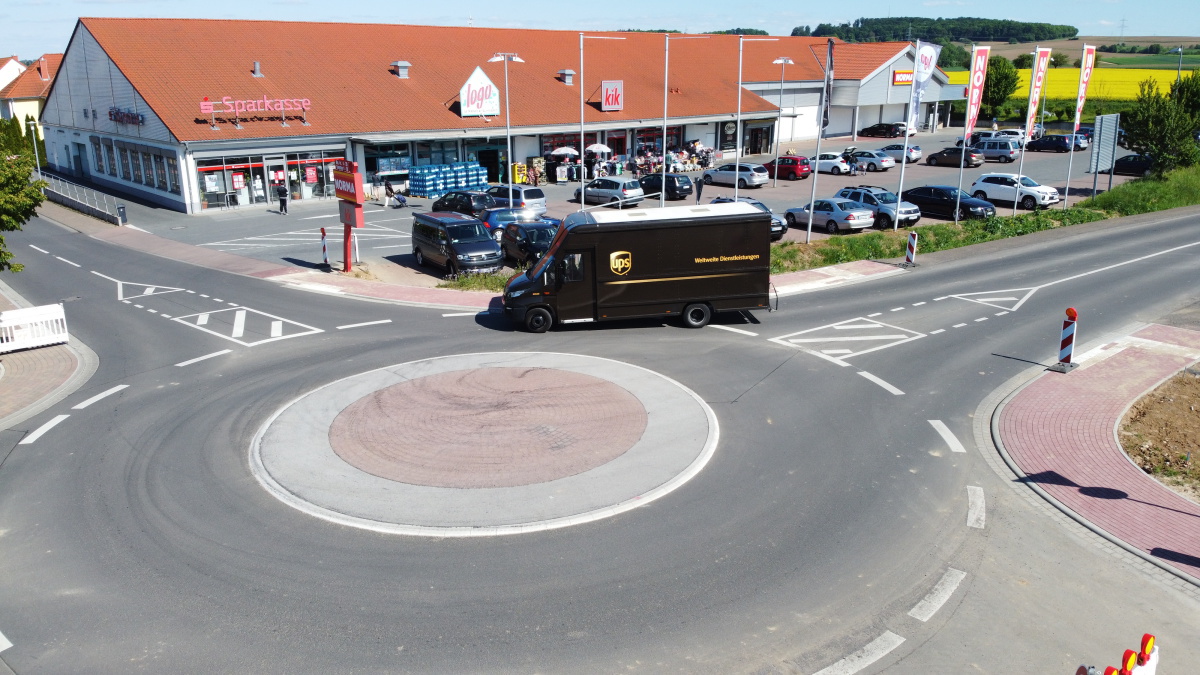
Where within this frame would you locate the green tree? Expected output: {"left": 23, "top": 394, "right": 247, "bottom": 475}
{"left": 937, "top": 40, "right": 970, "bottom": 68}
{"left": 1123, "top": 79, "right": 1200, "bottom": 176}
{"left": 982, "top": 56, "right": 1021, "bottom": 115}
{"left": 1049, "top": 51, "right": 1070, "bottom": 68}
{"left": 1170, "top": 69, "right": 1200, "bottom": 117}
{"left": 708, "top": 28, "right": 769, "bottom": 35}
{"left": 1012, "top": 53, "right": 1033, "bottom": 69}
{"left": 790, "top": 25, "right": 812, "bottom": 37}
{"left": 0, "top": 153, "right": 47, "bottom": 273}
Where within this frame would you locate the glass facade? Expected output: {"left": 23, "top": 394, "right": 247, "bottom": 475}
{"left": 194, "top": 150, "right": 344, "bottom": 210}
{"left": 414, "top": 140, "right": 458, "bottom": 166}
{"left": 88, "top": 134, "right": 184, "bottom": 199}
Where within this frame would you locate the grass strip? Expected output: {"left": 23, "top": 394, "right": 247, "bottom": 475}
{"left": 437, "top": 267, "right": 526, "bottom": 293}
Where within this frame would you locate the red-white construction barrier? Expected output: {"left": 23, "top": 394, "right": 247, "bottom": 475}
{"left": 320, "top": 227, "right": 329, "bottom": 266}
{"left": 1088, "top": 632, "right": 1157, "bottom": 675}
{"left": 1059, "top": 307, "right": 1078, "bottom": 364}
{"left": 905, "top": 231, "right": 918, "bottom": 265}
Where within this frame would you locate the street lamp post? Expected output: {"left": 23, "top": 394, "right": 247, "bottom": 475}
{"left": 1170, "top": 46, "right": 1184, "bottom": 82}
{"left": 488, "top": 52, "right": 524, "bottom": 188}
{"left": 734, "top": 36, "right": 777, "bottom": 200}
{"left": 770, "top": 57, "right": 794, "bottom": 188}
{"left": 660, "top": 34, "right": 709, "bottom": 208}
{"left": 580, "top": 34, "right": 624, "bottom": 211}
{"left": 26, "top": 118, "right": 43, "bottom": 181}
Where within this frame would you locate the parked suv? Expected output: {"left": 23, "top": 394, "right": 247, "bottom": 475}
{"left": 1025, "top": 135, "right": 1073, "bottom": 153}
{"left": 971, "top": 139, "right": 1021, "bottom": 163}
{"left": 411, "top": 211, "right": 504, "bottom": 274}
{"left": 836, "top": 185, "right": 921, "bottom": 229}
{"left": 969, "top": 173, "right": 1061, "bottom": 210}
{"left": 709, "top": 196, "right": 787, "bottom": 240}
{"left": 638, "top": 172, "right": 694, "bottom": 200}
{"left": 431, "top": 190, "right": 497, "bottom": 218}
{"left": 485, "top": 185, "right": 548, "bottom": 216}
{"left": 575, "top": 177, "right": 645, "bottom": 207}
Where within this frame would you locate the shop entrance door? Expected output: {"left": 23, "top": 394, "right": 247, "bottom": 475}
{"left": 477, "top": 149, "right": 501, "bottom": 183}
{"left": 264, "top": 156, "right": 288, "bottom": 206}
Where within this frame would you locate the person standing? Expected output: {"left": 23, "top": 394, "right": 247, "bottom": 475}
{"left": 276, "top": 183, "right": 288, "bottom": 215}
{"left": 695, "top": 175, "right": 704, "bottom": 204}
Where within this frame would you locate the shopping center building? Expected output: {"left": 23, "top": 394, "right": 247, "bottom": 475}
{"left": 39, "top": 18, "right": 962, "bottom": 214}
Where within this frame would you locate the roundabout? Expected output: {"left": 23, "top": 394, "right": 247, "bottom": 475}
{"left": 251, "top": 352, "right": 718, "bottom": 536}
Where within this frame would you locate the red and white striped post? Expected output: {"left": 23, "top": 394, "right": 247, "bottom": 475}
{"left": 320, "top": 227, "right": 329, "bottom": 267}
{"left": 1051, "top": 307, "right": 1079, "bottom": 372}
{"left": 904, "top": 231, "right": 918, "bottom": 266}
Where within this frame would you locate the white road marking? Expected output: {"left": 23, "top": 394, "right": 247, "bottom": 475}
{"left": 978, "top": 296, "right": 1017, "bottom": 302}
{"left": 29, "top": 244, "right": 48, "bottom": 254}
{"left": 197, "top": 314, "right": 209, "bottom": 326}
{"left": 200, "top": 294, "right": 209, "bottom": 298}
{"left": 907, "top": 568, "right": 967, "bottom": 621}
{"left": 0, "top": 627, "right": 10, "bottom": 652}
{"left": 185, "top": 290, "right": 195, "bottom": 294}
{"left": 858, "top": 371, "right": 904, "bottom": 395}
{"left": 709, "top": 324, "right": 759, "bottom": 336}
{"left": 791, "top": 334, "right": 911, "bottom": 343}
{"left": 834, "top": 323, "right": 883, "bottom": 330}
{"left": 302, "top": 214, "right": 338, "bottom": 219}
{"left": 950, "top": 288, "right": 1037, "bottom": 311}
{"left": 121, "top": 300, "right": 131, "bottom": 304}
{"left": 821, "top": 349, "right": 852, "bottom": 355}
{"left": 161, "top": 314, "right": 172, "bottom": 318}
{"left": 142, "top": 287, "right": 156, "bottom": 295}
{"left": 19, "top": 414, "right": 70, "bottom": 444}
{"left": 372, "top": 245, "right": 407, "bottom": 249}
{"left": 213, "top": 298, "right": 222, "bottom": 302}
{"left": 133, "top": 304, "right": 143, "bottom": 309}
{"left": 72, "top": 384, "right": 129, "bottom": 410}
{"left": 928, "top": 420, "right": 967, "bottom": 453}
{"left": 231, "top": 310, "right": 247, "bottom": 338}
{"left": 124, "top": 224, "right": 149, "bottom": 232}
{"left": 974, "top": 317, "right": 987, "bottom": 322}
{"left": 771, "top": 318, "right": 925, "bottom": 362}
{"left": 55, "top": 256, "right": 80, "bottom": 267}
{"left": 934, "top": 296, "right": 948, "bottom": 301}
{"left": 813, "top": 631, "right": 905, "bottom": 675}
{"left": 270, "top": 320, "right": 283, "bottom": 337}
{"left": 1038, "top": 239, "right": 1200, "bottom": 290}
{"left": 867, "top": 312, "right": 882, "bottom": 317}
{"left": 890, "top": 307, "right": 905, "bottom": 312}
{"left": 175, "top": 349, "right": 233, "bottom": 367}
{"left": 952, "top": 323, "right": 967, "bottom": 328}
{"left": 227, "top": 302, "right": 238, "bottom": 306}
{"left": 146, "top": 309, "right": 157, "bottom": 314}
{"left": 994, "top": 311, "right": 1009, "bottom": 316}
{"left": 337, "top": 319, "right": 394, "bottom": 330}
{"left": 442, "top": 312, "right": 480, "bottom": 317}
{"left": 912, "top": 301, "right": 926, "bottom": 306}
{"left": 967, "top": 486, "right": 986, "bottom": 529}
{"left": 929, "top": 329, "right": 945, "bottom": 334}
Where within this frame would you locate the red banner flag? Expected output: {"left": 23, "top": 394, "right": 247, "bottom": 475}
{"left": 1024, "top": 47, "right": 1053, "bottom": 143}
{"left": 963, "top": 46, "right": 991, "bottom": 137}
{"left": 1073, "top": 45, "right": 1097, "bottom": 133}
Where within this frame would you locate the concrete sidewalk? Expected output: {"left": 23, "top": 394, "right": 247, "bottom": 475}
{"left": 996, "top": 324, "right": 1200, "bottom": 584}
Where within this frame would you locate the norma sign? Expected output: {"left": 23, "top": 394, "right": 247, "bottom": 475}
{"left": 892, "top": 70, "right": 913, "bottom": 85}
{"left": 1024, "top": 47, "right": 1053, "bottom": 143}
{"left": 333, "top": 159, "right": 365, "bottom": 205}
{"left": 459, "top": 66, "right": 500, "bottom": 117}
{"left": 963, "top": 46, "right": 991, "bottom": 138}
{"left": 601, "top": 80, "right": 624, "bottom": 111}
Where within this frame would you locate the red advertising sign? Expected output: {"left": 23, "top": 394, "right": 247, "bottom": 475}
{"left": 963, "top": 46, "right": 991, "bottom": 138}
{"left": 1073, "top": 45, "right": 1097, "bottom": 132}
{"left": 332, "top": 159, "right": 358, "bottom": 174}
{"left": 339, "top": 200, "right": 364, "bottom": 228}
{"left": 1024, "top": 47, "right": 1053, "bottom": 143}
{"left": 601, "top": 80, "right": 624, "bottom": 111}
{"left": 199, "top": 95, "right": 310, "bottom": 115}
{"left": 304, "top": 166, "right": 318, "bottom": 183}
{"left": 231, "top": 172, "right": 245, "bottom": 190}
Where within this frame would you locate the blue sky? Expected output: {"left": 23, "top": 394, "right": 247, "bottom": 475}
{"left": 2, "top": 0, "right": 1196, "bottom": 61}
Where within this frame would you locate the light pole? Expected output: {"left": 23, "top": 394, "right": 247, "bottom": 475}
{"left": 660, "top": 34, "right": 709, "bottom": 208}
{"left": 734, "top": 36, "right": 778, "bottom": 200}
{"left": 1170, "top": 46, "right": 1184, "bottom": 82}
{"left": 26, "top": 118, "right": 43, "bottom": 181}
{"left": 579, "top": 34, "right": 624, "bottom": 211}
{"left": 770, "top": 57, "right": 794, "bottom": 188}
{"left": 488, "top": 52, "right": 524, "bottom": 188}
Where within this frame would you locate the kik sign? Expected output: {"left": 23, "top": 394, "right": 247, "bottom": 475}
{"left": 601, "top": 80, "right": 624, "bottom": 111}
{"left": 460, "top": 67, "right": 500, "bottom": 117}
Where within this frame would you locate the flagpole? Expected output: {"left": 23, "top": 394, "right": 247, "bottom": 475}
{"left": 806, "top": 40, "right": 834, "bottom": 244}
{"left": 896, "top": 41, "right": 918, "bottom": 230}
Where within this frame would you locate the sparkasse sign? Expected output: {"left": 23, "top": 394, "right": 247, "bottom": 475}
{"left": 601, "top": 80, "right": 624, "bottom": 111}
{"left": 460, "top": 67, "right": 501, "bottom": 117}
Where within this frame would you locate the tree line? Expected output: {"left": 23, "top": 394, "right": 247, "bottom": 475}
{"left": 793, "top": 18, "right": 1077, "bottom": 43}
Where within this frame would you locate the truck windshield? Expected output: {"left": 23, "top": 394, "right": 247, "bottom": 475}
{"left": 446, "top": 223, "right": 490, "bottom": 243}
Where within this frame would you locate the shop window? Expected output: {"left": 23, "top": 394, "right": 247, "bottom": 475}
{"left": 90, "top": 138, "right": 104, "bottom": 174}
{"left": 141, "top": 153, "right": 154, "bottom": 186}
{"left": 104, "top": 144, "right": 117, "bottom": 177}
{"left": 118, "top": 148, "right": 131, "bottom": 181}
{"left": 129, "top": 151, "right": 143, "bottom": 184}
{"left": 166, "top": 155, "right": 181, "bottom": 194}
{"left": 415, "top": 140, "right": 458, "bottom": 166}
{"left": 154, "top": 155, "right": 168, "bottom": 191}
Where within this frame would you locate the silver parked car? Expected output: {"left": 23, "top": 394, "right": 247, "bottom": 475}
{"left": 485, "top": 184, "right": 548, "bottom": 217}
{"left": 701, "top": 163, "right": 770, "bottom": 188}
{"left": 785, "top": 198, "right": 876, "bottom": 235}
{"left": 835, "top": 185, "right": 921, "bottom": 229}
{"left": 574, "top": 177, "right": 644, "bottom": 207}
{"left": 849, "top": 150, "right": 896, "bottom": 172}
{"left": 879, "top": 143, "right": 921, "bottom": 163}
{"left": 709, "top": 196, "right": 787, "bottom": 240}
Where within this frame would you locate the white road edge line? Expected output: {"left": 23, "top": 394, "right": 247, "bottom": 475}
{"left": 812, "top": 631, "right": 905, "bottom": 675}
{"left": 858, "top": 371, "right": 904, "bottom": 395}
{"left": 967, "top": 486, "right": 986, "bottom": 529}
{"left": 441, "top": 312, "right": 480, "bottom": 317}
{"left": 337, "top": 319, "right": 394, "bottom": 330}
{"left": 928, "top": 420, "right": 967, "bottom": 453}
{"left": 0, "top": 627, "right": 10, "bottom": 652}
{"left": 54, "top": 256, "right": 81, "bottom": 267}
{"left": 709, "top": 324, "right": 759, "bottom": 336}
{"left": 907, "top": 568, "right": 967, "bottom": 622}
{"left": 175, "top": 349, "right": 233, "bottom": 367}
{"left": 72, "top": 384, "right": 129, "bottom": 410}
{"left": 19, "top": 414, "right": 70, "bottom": 445}
{"left": 29, "top": 244, "right": 48, "bottom": 254}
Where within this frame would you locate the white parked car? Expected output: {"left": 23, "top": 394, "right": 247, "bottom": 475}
{"left": 879, "top": 143, "right": 922, "bottom": 163}
{"left": 814, "top": 153, "right": 851, "bottom": 175}
{"left": 969, "top": 173, "right": 1061, "bottom": 210}
{"left": 849, "top": 150, "right": 896, "bottom": 172}
{"left": 993, "top": 129, "right": 1026, "bottom": 147}
{"left": 700, "top": 163, "right": 769, "bottom": 188}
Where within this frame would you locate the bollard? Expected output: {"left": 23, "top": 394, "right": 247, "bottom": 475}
{"left": 903, "top": 231, "right": 918, "bottom": 267}
{"left": 1050, "top": 307, "right": 1078, "bottom": 372}
{"left": 320, "top": 227, "right": 329, "bottom": 267}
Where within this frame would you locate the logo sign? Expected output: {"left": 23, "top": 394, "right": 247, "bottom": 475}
{"left": 1024, "top": 47, "right": 1053, "bottom": 143}
{"left": 601, "top": 80, "right": 624, "bottom": 111}
{"left": 459, "top": 66, "right": 500, "bottom": 117}
{"left": 1073, "top": 45, "right": 1097, "bottom": 132}
{"left": 963, "top": 46, "right": 991, "bottom": 139}
{"left": 339, "top": 200, "right": 364, "bottom": 228}
{"left": 892, "top": 70, "right": 914, "bottom": 85}
{"left": 609, "top": 251, "right": 631, "bottom": 276}
{"left": 108, "top": 107, "right": 145, "bottom": 125}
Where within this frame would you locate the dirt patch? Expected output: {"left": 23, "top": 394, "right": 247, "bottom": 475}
{"left": 1119, "top": 368, "right": 1200, "bottom": 505}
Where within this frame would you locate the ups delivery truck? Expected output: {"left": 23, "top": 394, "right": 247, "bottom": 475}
{"left": 503, "top": 201, "right": 773, "bottom": 332}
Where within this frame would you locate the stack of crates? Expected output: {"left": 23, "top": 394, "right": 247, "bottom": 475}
{"left": 407, "top": 162, "right": 489, "bottom": 199}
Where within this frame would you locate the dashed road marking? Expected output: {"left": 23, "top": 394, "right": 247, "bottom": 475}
{"left": 929, "top": 329, "right": 945, "bottom": 334}
{"left": 994, "top": 311, "right": 1009, "bottom": 316}
{"left": 133, "top": 304, "right": 143, "bottom": 309}
{"left": 907, "top": 568, "right": 967, "bottom": 621}
{"left": 867, "top": 312, "right": 882, "bottom": 317}
{"left": 175, "top": 349, "right": 233, "bottom": 367}
{"left": 146, "top": 309, "right": 158, "bottom": 314}
{"left": 771, "top": 318, "right": 924, "bottom": 363}
{"left": 55, "top": 256, "right": 80, "bottom": 267}
{"left": 709, "top": 324, "right": 758, "bottom": 336}
{"left": 29, "top": 244, "right": 48, "bottom": 254}
{"left": 161, "top": 314, "right": 172, "bottom": 318}
{"left": 933, "top": 296, "right": 948, "bottom": 301}
{"left": 890, "top": 307, "right": 905, "bottom": 312}
{"left": 858, "top": 371, "right": 904, "bottom": 395}
{"left": 337, "top": 319, "right": 394, "bottom": 330}
{"left": 19, "top": 414, "right": 70, "bottom": 445}
{"left": 912, "top": 301, "right": 926, "bottom": 306}
{"left": 928, "top": 420, "right": 967, "bottom": 453}
{"left": 72, "top": 384, "right": 129, "bottom": 410}
{"left": 952, "top": 323, "right": 967, "bottom": 328}
{"left": 812, "top": 631, "right": 905, "bottom": 675}
{"left": 974, "top": 317, "right": 988, "bottom": 322}
{"left": 967, "top": 486, "right": 986, "bottom": 529}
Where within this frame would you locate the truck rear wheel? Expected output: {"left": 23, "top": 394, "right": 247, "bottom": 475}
{"left": 525, "top": 307, "right": 553, "bottom": 333}
{"left": 682, "top": 303, "right": 712, "bottom": 329}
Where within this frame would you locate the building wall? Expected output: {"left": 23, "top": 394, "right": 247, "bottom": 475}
{"left": 6, "top": 99, "right": 42, "bottom": 130}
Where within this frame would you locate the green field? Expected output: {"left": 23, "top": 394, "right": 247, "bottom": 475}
{"left": 1097, "top": 54, "right": 1200, "bottom": 69}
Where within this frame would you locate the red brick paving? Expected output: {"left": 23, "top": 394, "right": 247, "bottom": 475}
{"left": 0, "top": 344, "right": 78, "bottom": 422}
{"left": 329, "top": 367, "right": 647, "bottom": 488}
{"left": 999, "top": 326, "right": 1200, "bottom": 581}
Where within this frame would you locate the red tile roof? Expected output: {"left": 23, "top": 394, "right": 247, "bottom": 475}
{"left": 78, "top": 19, "right": 856, "bottom": 143}
{"left": 0, "top": 54, "right": 61, "bottom": 100}
{"left": 810, "top": 42, "right": 910, "bottom": 80}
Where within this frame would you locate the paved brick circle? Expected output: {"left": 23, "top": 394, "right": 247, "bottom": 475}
{"left": 328, "top": 367, "right": 648, "bottom": 488}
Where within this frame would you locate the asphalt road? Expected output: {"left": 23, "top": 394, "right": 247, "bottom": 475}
{"left": 1, "top": 206, "right": 1198, "bottom": 673}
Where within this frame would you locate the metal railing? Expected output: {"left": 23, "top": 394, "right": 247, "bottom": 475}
{"left": 38, "top": 173, "right": 122, "bottom": 224}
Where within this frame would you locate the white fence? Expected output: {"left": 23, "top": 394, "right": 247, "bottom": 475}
{"left": 40, "top": 174, "right": 122, "bottom": 225}
{"left": 0, "top": 304, "right": 69, "bottom": 354}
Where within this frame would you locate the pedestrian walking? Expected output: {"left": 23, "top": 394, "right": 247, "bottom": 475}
{"left": 695, "top": 176, "right": 704, "bottom": 204}
{"left": 384, "top": 180, "right": 396, "bottom": 208}
{"left": 276, "top": 183, "right": 288, "bottom": 214}
{"left": 848, "top": 155, "right": 859, "bottom": 177}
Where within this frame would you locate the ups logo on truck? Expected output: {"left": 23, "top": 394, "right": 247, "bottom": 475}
{"left": 610, "top": 251, "right": 632, "bottom": 276}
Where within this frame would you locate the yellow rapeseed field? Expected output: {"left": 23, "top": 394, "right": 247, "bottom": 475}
{"left": 945, "top": 68, "right": 1178, "bottom": 99}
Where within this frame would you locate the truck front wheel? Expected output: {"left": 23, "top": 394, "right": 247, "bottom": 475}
{"left": 525, "top": 307, "right": 553, "bottom": 333}
{"left": 682, "top": 303, "right": 712, "bottom": 329}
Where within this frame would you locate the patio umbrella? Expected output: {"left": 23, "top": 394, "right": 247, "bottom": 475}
{"left": 585, "top": 143, "right": 613, "bottom": 154}
{"left": 550, "top": 147, "right": 580, "bottom": 156}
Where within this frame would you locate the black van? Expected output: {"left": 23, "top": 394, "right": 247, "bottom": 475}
{"left": 411, "top": 212, "right": 504, "bottom": 275}
{"left": 638, "top": 173, "right": 694, "bottom": 200}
